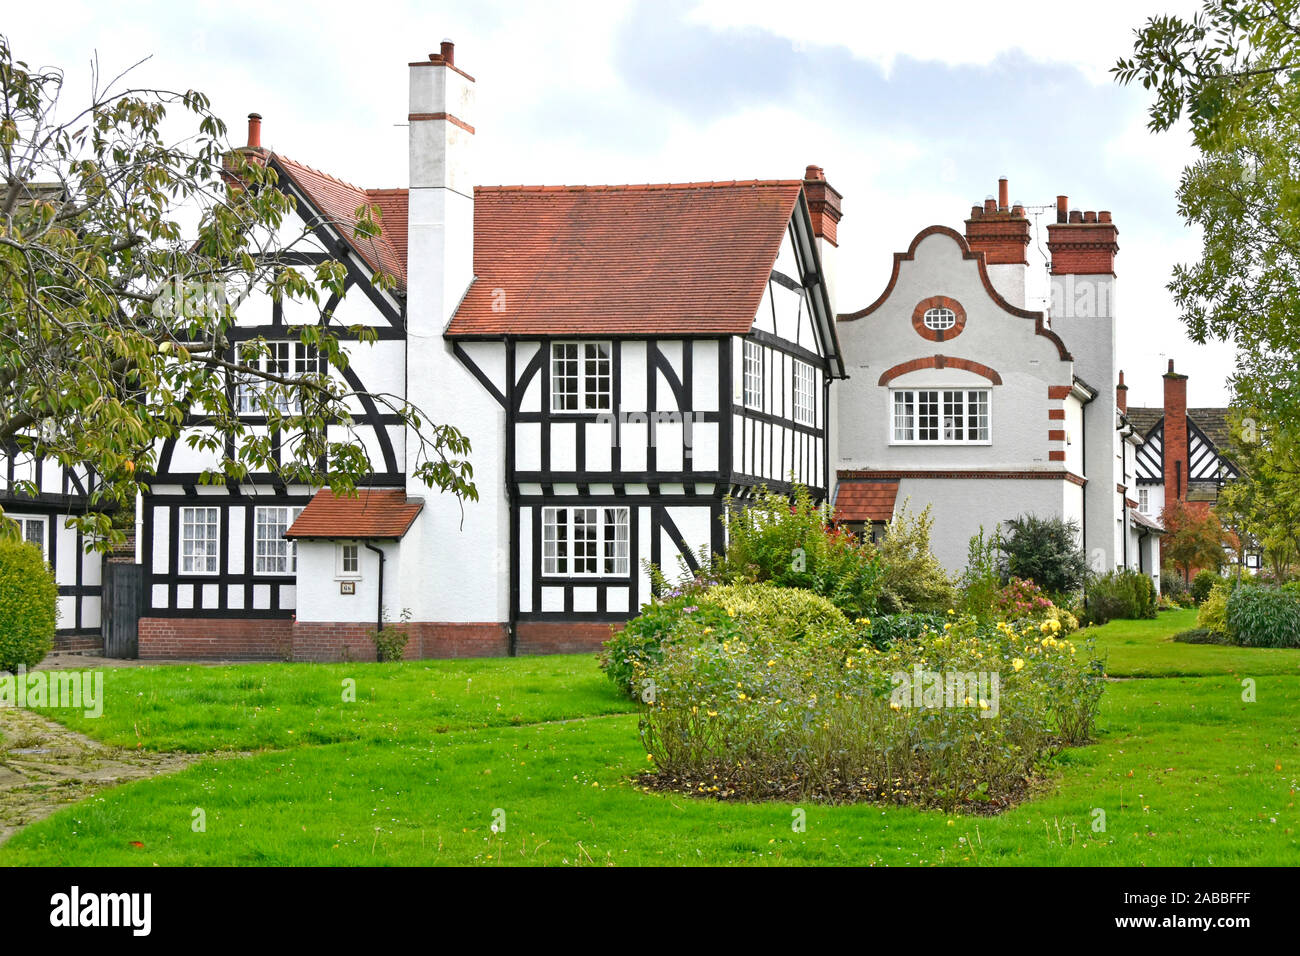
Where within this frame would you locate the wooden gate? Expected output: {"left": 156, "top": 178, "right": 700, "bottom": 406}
{"left": 101, "top": 562, "right": 144, "bottom": 658}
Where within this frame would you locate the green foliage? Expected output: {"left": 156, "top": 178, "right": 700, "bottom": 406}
{"left": 1116, "top": 3, "right": 1300, "bottom": 431}
{"left": 0, "top": 36, "right": 474, "bottom": 549}
{"left": 370, "top": 608, "right": 412, "bottom": 663}
{"left": 638, "top": 613, "right": 1105, "bottom": 810}
{"left": 1191, "top": 569, "right": 1220, "bottom": 604}
{"left": 877, "top": 500, "right": 956, "bottom": 613}
{"left": 1216, "top": 409, "right": 1300, "bottom": 582}
{"left": 999, "top": 514, "right": 1089, "bottom": 595}
{"left": 958, "top": 526, "right": 1003, "bottom": 622}
{"left": 715, "top": 485, "right": 884, "bottom": 619}
{"left": 600, "top": 583, "right": 846, "bottom": 699}
{"left": 0, "top": 538, "right": 56, "bottom": 672}
{"left": 1086, "top": 569, "right": 1158, "bottom": 626}
{"left": 1225, "top": 585, "right": 1300, "bottom": 648}
{"left": 859, "top": 612, "right": 948, "bottom": 650}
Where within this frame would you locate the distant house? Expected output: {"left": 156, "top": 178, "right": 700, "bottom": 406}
{"left": 832, "top": 182, "right": 1164, "bottom": 588}
{"left": 1123, "top": 362, "right": 1253, "bottom": 570}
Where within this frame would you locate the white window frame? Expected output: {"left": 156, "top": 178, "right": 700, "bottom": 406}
{"left": 922, "top": 307, "right": 957, "bottom": 331}
{"left": 336, "top": 542, "right": 361, "bottom": 580}
{"left": 792, "top": 360, "right": 816, "bottom": 426}
{"left": 541, "top": 505, "right": 630, "bottom": 578}
{"left": 890, "top": 388, "right": 991, "bottom": 445}
{"left": 743, "top": 339, "right": 763, "bottom": 410}
{"left": 180, "top": 506, "right": 220, "bottom": 575}
{"left": 253, "top": 505, "right": 303, "bottom": 576}
{"left": 5, "top": 513, "right": 47, "bottom": 560}
{"left": 550, "top": 341, "right": 612, "bottom": 413}
{"left": 236, "top": 340, "right": 318, "bottom": 415}
{"left": 1137, "top": 488, "right": 1150, "bottom": 514}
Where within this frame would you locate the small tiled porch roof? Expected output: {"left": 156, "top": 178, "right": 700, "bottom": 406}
{"left": 832, "top": 480, "right": 900, "bottom": 523}
{"left": 285, "top": 489, "right": 423, "bottom": 539}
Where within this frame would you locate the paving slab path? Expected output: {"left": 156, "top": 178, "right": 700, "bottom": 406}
{"left": 0, "top": 705, "right": 198, "bottom": 844}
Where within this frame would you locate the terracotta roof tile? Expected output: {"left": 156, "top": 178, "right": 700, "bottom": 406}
{"left": 272, "top": 155, "right": 408, "bottom": 288}
{"left": 286, "top": 489, "right": 422, "bottom": 539}
{"left": 832, "top": 480, "right": 899, "bottom": 522}
{"left": 445, "top": 181, "right": 803, "bottom": 337}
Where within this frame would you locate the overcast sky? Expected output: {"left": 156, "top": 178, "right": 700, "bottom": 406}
{"left": 8, "top": 0, "right": 1232, "bottom": 407}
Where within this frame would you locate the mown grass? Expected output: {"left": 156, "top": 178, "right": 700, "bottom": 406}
{"left": 1085, "top": 608, "right": 1300, "bottom": 678}
{"left": 2, "top": 611, "right": 1297, "bottom": 866}
{"left": 27, "top": 655, "right": 636, "bottom": 752}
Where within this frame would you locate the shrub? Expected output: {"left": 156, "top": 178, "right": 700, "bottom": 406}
{"left": 1161, "top": 569, "right": 1191, "bottom": 603}
{"left": 1000, "top": 514, "right": 1089, "bottom": 595}
{"left": 716, "top": 484, "right": 884, "bottom": 619}
{"left": 638, "top": 613, "right": 1104, "bottom": 811}
{"left": 1196, "top": 578, "right": 1232, "bottom": 636}
{"left": 1225, "top": 585, "right": 1300, "bottom": 648}
{"left": 1174, "top": 628, "right": 1230, "bottom": 645}
{"left": 0, "top": 538, "right": 57, "bottom": 672}
{"left": 859, "top": 612, "right": 948, "bottom": 649}
{"left": 877, "top": 501, "right": 956, "bottom": 613}
{"left": 369, "top": 608, "right": 412, "bottom": 662}
{"left": 1191, "top": 570, "right": 1220, "bottom": 605}
{"left": 958, "top": 526, "right": 1004, "bottom": 623}
{"left": 1086, "top": 569, "right": 1157, "bottom": 625}
{"left": 601, "top": 583, "right": 848, "bottom": 698}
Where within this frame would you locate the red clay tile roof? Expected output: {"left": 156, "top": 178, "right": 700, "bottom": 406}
{"left": 272, "top": 155, "right": 408, "bottom": 288}
{"left": 832, "top": 480, "right": 900, "bottom": 522}
{"left": 285, "top": 489, "right": 423, "bottom": 539}
{"left": 445, "top": 181, "right": 804, "bottom": 337}
{"left": 1130, "top": 507, "right": 1165, "bottom": 534}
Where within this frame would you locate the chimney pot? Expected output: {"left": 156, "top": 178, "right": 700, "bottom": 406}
{"left": 984, "top": 197, "right": 997, "bottom": 213}
{"left": 1056, "top": 195, "right": 1068, "bottom": 224}
{"left": 440, "top": 40, "right": 454, "bottom": 65}
{"left": 998, "top": 176, "right": 1009, "bottom": 211}
{"left": 804, "top": 164, "right": 825, "bottom": 181}
{"left": 1084, "top": 210, "right": 1097, "bottom": 223}
{"left": 1011, "top": 203, "right": 1024, "bottom": 217}
{"left": 1098, "top": 210, "right": 1112, "bottom": 223}
{"left": 1168, "top": 359, "right": 1175, "bottom": 374}
{"left": 1068, "top": 209, "right": 1083, "bottom": 223}
{"left": 246, "top": 112, "right": 262, "bottom": 149}
{"left": 971, "top": 205, "right": 983, "bottom": 219}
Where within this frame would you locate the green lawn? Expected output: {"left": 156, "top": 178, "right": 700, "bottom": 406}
{"left": 2, "top": 613, "right": 1298, "bottom": 866}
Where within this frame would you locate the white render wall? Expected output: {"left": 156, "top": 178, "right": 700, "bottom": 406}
{"left": 836, "top": 229, "right": 1074, "bottom": 472}
{"left": 895, "top": 477, "right": 1076, "bottom": 574}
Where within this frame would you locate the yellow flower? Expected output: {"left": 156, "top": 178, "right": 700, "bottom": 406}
{"left": 1012, "top": 658, "right": 1024, "bottom": 671}
{"left": 707, "top": 710, "right": 718, "bottom": 717}
{"left": 767, "top": 659, "right": 777, "bottom": 668}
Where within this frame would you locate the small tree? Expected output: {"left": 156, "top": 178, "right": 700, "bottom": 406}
{"left": 1160, "top": 498, "right": 1228, "bottom": 583}
{"left": 877, "top": 500, "right": 955, "bottom": 613}
{"left": 999, "top": 514, "right": 1089, "bottom": 596}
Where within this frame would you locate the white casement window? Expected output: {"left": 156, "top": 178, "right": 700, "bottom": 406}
{"left": 1138, "top": 488, "right": 1150, "bottom": 514}
{"left": 336, "top": 542, "right": 361, "bottom": 579}
{"left": 254, "top": 506, "right": 302, "bottom": 575}
{"left": 6, "top": 514, "right": 47, "bottom": 559}
{"left": 793, "top": 360, "right": 816, "bottom": 425}
{"left": 236, "top": 341, "right": 318, "bottom": 414}
{"left": 923, "top": 307, "right": 957, "bottom": 331}
{"left": 743, "top": 340, "right": 763, "bottom": 410}
{"left": 892, "top": 389, "right": 990, "bottom": 444}
{"left": 180, "top": 506, "right": 220, "bottom": 575}
{"left": 550, "top": 341, "right": 612, "bottom": 412}
{"left": 541, "top": 506, "right": 630, "bottom": 577}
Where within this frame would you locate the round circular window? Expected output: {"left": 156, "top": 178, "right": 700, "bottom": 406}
{"left": 923, "top": 307, "right": 956, "bottom": 331}
{"left": 911, "top": 296, "right": 966, "bottom": 341}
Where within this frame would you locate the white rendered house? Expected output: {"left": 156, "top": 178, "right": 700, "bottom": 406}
{"left": 832, "top": 183, "right": 1162, "bottom": 589}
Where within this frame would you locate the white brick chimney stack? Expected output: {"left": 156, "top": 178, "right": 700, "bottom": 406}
{"left": 402, "top": 42, "right": 509, "bottom": 631}
{"left": 407, "top": 39, "right": 476, "bottom": 329}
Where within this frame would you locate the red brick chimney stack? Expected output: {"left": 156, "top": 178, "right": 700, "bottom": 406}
{"left": 965, "top": 177, "right": 1030, "bottom": 265}
{"left": 1047, "top": 199, "right": 1119, "bottom": 274}
{"left": 1162, "top": 359, "right": 1189, "bottom": 500}
{"left": 1116, "top": 369, "right": 1128, "bottom": 414}
{"left": 803, "top": 164, "right": 843, "bottom": 247}
{"left": 246, "top": 113, "right": 262, "bottom": 149}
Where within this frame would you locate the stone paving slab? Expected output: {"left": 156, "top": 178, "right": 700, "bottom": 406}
{"left": 0, "top": 705, "right": 199, "bottom": 844}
